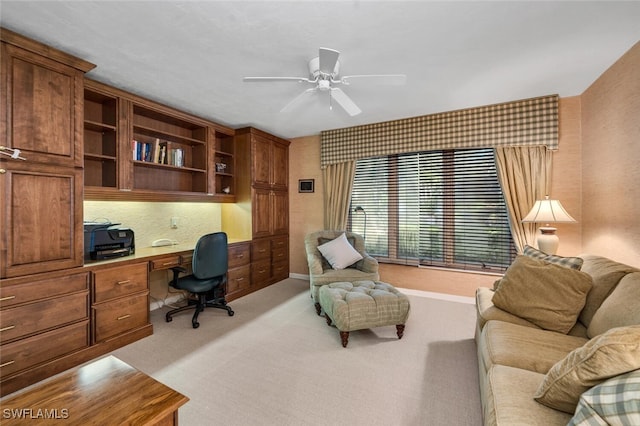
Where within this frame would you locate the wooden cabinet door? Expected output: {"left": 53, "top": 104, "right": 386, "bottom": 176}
{"left": 252, "top": 188, "right": 271, "bottom": 239}
{"left": 251, "top": 135, "right": 271, "bottom": 188}
{"left": 271, "top": 141, "right": 288, "bottom": 191}
{"left": 0, "top": 162, "right": 83, "bottom": 278}
{"left": 1, "top": 43, "right": 85, "bottom": 168}
{"left": 271, "top": 190, "right": 289, "bottom": 236}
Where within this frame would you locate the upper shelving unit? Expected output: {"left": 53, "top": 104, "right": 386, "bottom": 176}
{"left": 82, "top": 79, "right": 235, "bottom": 202}
{"left": 84, "top": 86, "right": 118, "bottom": 188}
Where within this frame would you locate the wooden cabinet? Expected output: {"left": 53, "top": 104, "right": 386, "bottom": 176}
{"left": 235, "top": 127, "right": 290, "bottom": 289}
{"left": 0, "top": 163, "right": 84, "bottom": 278}
{"left": 91, "top": 263, "right": 151, "bottom": 344}
{"left": 82, "top": 79, "right": 236, "bottom": 202}
{"left": 0, "top": 269, "right": 90, "bottom": 390}
{"left": 0, "top": 29, "right": 94, "bottom": 279}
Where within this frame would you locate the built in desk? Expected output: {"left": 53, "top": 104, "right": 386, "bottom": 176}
{"left": 0, "top": 355, "right": 188, "bottom": 425}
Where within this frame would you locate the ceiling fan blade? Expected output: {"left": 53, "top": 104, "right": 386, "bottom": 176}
{"left": 319, "top": 47, "right": 340, "bottom": 75}
{"left": 280, "top": 88, "right": 317, "bottom": 113}
{"left": 243, "top": 76, "right": 311, "bottom": 83}
{"left": 340, "top": 74, "right": 407, "bottom": 85}
{"left": 330, "top": 88, "right": 362, "bottom": 116}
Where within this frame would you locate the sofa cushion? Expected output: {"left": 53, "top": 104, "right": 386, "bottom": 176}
{"left": 476, "top": 287, "right": 542, "bottom": 331}
{"left": 587, "top": 272, "right": 640, "bottom": 338}
{"left": 568, "top": 369, "right": 640, "bottom": 426}
{"left": 479, "top": 320, "right": 587, "bottom": 375}
{"left": 578, "top": 255, "right": 638, "bottom": 328}
{"left": 484, "top": 365, "right": 573, "bottom": 426}
{"left": 317, "top": 233, "right": 363, "bottom": 270}
{"left": 523, "top": 245, "right": 584, "bottom": 270}
{"left": 492, "top": 256, "right": 592, "bottom": 334}
{"left": 534, "top": 325, "right": 640, "bottom": 414}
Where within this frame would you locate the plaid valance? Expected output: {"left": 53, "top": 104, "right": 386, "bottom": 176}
{"left": 320, "top": 94, "right": 558, "bottom": 167}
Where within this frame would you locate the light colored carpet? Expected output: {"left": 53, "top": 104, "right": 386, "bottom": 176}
{"left": 111, "top": 278, "right": 482, "bottom": 426}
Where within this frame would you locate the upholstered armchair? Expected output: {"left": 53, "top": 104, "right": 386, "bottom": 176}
{"left": 305, "top": 230, "right": 379, "bottom": 315}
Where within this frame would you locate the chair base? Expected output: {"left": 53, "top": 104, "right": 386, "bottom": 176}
{"left": 166, "top": 293, "right": 234, "bottom": 329}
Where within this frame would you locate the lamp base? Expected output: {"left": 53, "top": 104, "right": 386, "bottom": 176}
{"left": 536, "top": 227, "right": 559, "bottom": 255}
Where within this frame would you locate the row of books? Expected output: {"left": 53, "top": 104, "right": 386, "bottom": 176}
{"left": 132, "top": 139, "right": 184, "bottom": 167}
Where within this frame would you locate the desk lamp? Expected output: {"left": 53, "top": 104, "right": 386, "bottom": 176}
{"left": 522, "top": 196, "right": 576, "bottom": 255}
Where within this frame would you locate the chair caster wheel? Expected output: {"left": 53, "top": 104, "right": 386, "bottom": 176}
{"left": 192, "top": 321, "right": 200, "bottom": 329}
{"left": 228, "top": 310, "right": 235, "bottom": 317}
{"left": 166, "top": 315, "right": 173, "bottom": 323}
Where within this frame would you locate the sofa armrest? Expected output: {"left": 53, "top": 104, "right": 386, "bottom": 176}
{"left": 360, "top": 254, "right": 379, "bottom": 273}
{"left": 307, "top": 252, "right": 325, "bottom": 275}
{"left": 475, "top": 287, "right": 541, "bottom": 331}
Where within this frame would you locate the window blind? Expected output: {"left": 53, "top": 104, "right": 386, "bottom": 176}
{"left": 348, "top": 148, "right": 516, "bottom": 272}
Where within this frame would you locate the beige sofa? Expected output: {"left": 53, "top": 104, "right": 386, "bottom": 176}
{"left": 475, "top": 253, "right": 640, "bottom": 425}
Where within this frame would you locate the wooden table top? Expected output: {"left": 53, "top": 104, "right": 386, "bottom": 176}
{"left": 0, "top": 355, "right": 188, "bottom": 425}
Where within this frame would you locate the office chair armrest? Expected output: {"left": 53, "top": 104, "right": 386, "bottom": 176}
{"left": 169, "top": 266, "right": 187, "bottom": 285}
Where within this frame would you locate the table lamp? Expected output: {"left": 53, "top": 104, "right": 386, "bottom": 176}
{"left": 522, "top": 196, "right": 576, "bottom": 255}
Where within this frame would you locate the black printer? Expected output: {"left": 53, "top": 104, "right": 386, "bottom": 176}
{"left": 84, "top": 222, "right": 135, "bottom": 261}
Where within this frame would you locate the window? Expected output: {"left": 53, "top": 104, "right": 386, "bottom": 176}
{"left": 348, "top": 148, "right": 516, "bottom": 272}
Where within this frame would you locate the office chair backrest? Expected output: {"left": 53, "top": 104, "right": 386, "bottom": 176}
{"left": 192, "top": 232, "right": 228, "bottom": 279}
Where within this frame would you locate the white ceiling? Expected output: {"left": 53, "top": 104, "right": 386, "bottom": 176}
{"left": 2, "top": 1, "right": 639, "bottom": 140}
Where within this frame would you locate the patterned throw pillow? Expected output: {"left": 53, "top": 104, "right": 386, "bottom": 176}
{"left": 567, "top": 369, "right": 640, "bottom": 426}
{"left": 523, "top": 245, "right": 584, "bottom": 270}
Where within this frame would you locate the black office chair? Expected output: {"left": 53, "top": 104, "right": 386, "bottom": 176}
{"left": 165, "top": 232, "right": 234, "bottom": 328}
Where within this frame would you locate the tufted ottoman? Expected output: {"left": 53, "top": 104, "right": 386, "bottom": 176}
{"left": 318, "top": 280, "right": 410, "bottom": 348}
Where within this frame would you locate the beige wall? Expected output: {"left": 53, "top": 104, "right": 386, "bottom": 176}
{"left": 581, "top": 42, "right": 640, "bottom": 268}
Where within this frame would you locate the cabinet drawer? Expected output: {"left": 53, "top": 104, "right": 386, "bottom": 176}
{"left": 251, "top": 260, "right": 271, "bottom": 284}
{"left": 271, "top": 236, "right": 288, "bottom": 251}
{"left": 93, "top": 263, "right": 148, "bottom": 303}
{"left": 272, "top": 247, "right": 288, "bottom": 263}
{"left": 251, "top": 239, "right": 270, "bottom": 261}
{"left": 0, "top": 320, "right": 89, "bottom": 377}
{"left": 93, "top": 292, "right": 149, "bottom": 343}
{"left": 227, "top": 265, "right": 251, "bottom": 293}
{"left": 228, "top": 243, "right": 250, "bottom": 269}
{"left": 272, "top": 261, "right": 289, "bottom": 282}
{"left": 0, "top": 291, "right": 88, "bottom": 343}
{"left": 0, "top": 272, "right": 88, "bottom": 308}
{"left": 150, "top": 256, "right": 182, "bottom": 271}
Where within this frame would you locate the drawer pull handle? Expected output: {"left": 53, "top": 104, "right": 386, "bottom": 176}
{"left": 0, "top": 360, "right": 15, "bottom": 368}
{"left": 117, "top": 314, "right": 132, "bottom": 321}
{"left": 116, "top": 280, "right": 131, "bottom": 285}
{"left": 259, "top": 249, "right": 266, "bottom": 253}
{"left": 236, "top": 254, "right": 244, "bottom": 258}
{"left": 236, "top": 277, "right": 245, "bottom": 282}
{"left": 162, "top": 261, "right": 178, "bottom": 266}
{"left": 0, "top": 325, "right": 16, "bottom": 332}
{"left": 0, "top": 295, "right": 16, "bottom": 302}
{"left": 258, "top": 269, "right": 267, "bottom": 274}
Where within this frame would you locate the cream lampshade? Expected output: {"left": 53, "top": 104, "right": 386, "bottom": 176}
{"left": 522, "top": 196, "right": 576, "bottom": 255}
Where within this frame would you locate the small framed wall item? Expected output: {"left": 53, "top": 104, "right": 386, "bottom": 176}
{"left": 298, "top": 179, "right": 315, "bottom": 193}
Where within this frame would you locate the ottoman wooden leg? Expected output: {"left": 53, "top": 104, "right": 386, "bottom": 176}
{"left": 315, "top": 302, "right": 322, "bottom": 316}
{"left": 340, "top": 331, "right": 349, "bottom": 348}
{"left": 396, "top": 324, "right": 405, "bottom": 339}
{"left": 324, "top": 314, "right": 332, "bottom": 326}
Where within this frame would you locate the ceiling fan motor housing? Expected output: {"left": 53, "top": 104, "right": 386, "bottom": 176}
{"left": 309, "top": 57, "right": 340, "bottom": 80}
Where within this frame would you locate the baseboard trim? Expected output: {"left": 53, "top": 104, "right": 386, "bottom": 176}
{"left": 287, "top": 273, "right": 473, "bottom": 304}
{"left": 289, "top": 273, "right": 310, "bottom": 281}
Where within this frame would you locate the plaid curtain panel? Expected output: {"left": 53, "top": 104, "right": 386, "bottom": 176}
{"left": 320, "top": 94, "right": 558, "bottom": 167}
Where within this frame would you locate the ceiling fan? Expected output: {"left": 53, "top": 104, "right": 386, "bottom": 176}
{"left": 243, "top": 47, "right": 406, "bottom": 116}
